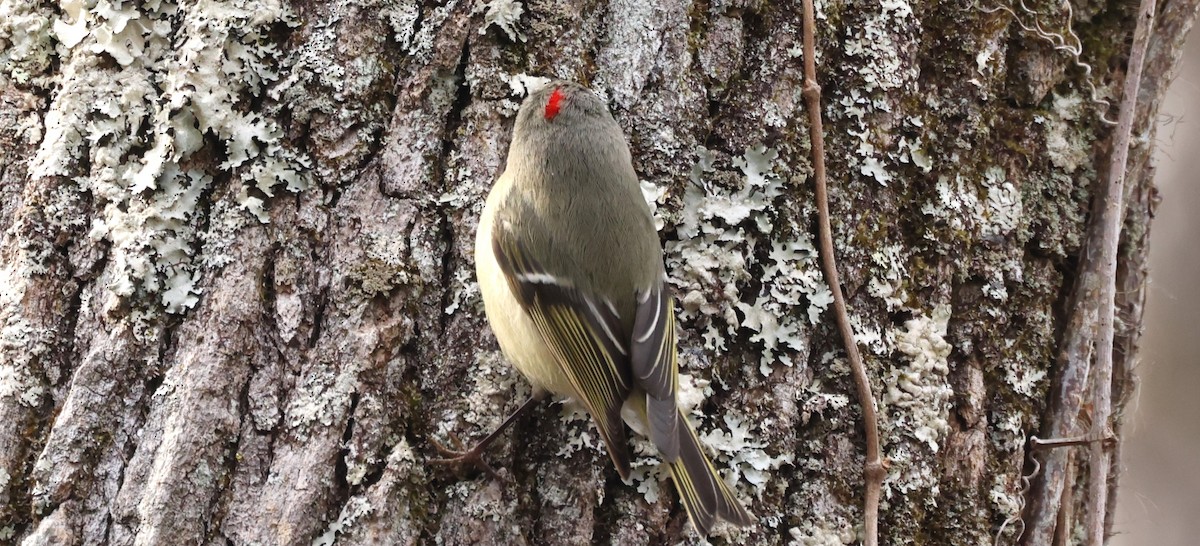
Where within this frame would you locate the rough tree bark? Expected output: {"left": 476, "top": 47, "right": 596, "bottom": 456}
{"left": 0, "top": 0, "right": 1195, "bottom": 545}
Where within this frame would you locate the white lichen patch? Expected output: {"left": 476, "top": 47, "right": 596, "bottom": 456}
{"left": 787, "top": 515, "right": 858, "bottom": 545}
{"left": 556, "top": 400, "right": 603, "bottom": 458}
{"left": 0, "top": 336, "right": 46, "bottom": 407}
{"left": 856, "top": 138, "right": 893, "bottom": 186}
{"left": 1004, "top": 356, "right": 1047, "bottom": 398}
{"left": 989, "top": 472, "right": 1023, "bottom": 528}
{"left": 737, "top": 237, "right": 829, "bottom": 375}
{"left": 674, "top": 372, "right": 711, "bottom": 417}
{"left": 97, "top": 165, "right": 212, "bottom": 313}
{"left": 881, "top": 442, "right": 935, "bottom": 499}
{"left": 639, "top": 179, "right": 667, "bottom": 232}
{"left": 626, "top": 437, "right": 668, "bottom": 504}
{"left": 312, "top": 496, "right": 375, "bottom": 546}
{"left": 800, "top": 387, "right": 851, "bottom": 426}
{"left": 23, "top": 0, "right": 312, "bottom": 316}
{"left": 506, "top": 72, "right": 550, "bottom": 96}
{"left": 982, "top": 270, "right": 1009, "bottom": 303}
{"left": 879, "top": 304, "right": 954, "bottom": 499}
{"left": 991, "top": 410, "right": 1026, "bottom": 451}
{"left": 832, "top": 0, "right": 919, "bottom": 188}
{"left": 898, "top": 135, "right": 934, "bottom": 173}
{"left": 287, "top": 359, "right": 360, "bottom": 431}
{"left": 886, "top": 304, "right": 953, "bottom": 451}
{"left": 910, "top": 145, "right": 933, "bottom": 172}
{"left": 1044, "top": 93, "right": 1091, "bottom": 172}
{"left": 625, "top": 455, "right": 663, "bottom": 501}
{"left": 849, "top": 315, "right": 887, "bottom": 358}
{"left": 920, "top": 165, "right": 1024, "bottom": 247}
{"left": 443, "top": 268, "right": 478, "bottom": 315}
{"left": 922, "top": 174, "right": 980, "bottom": 234}
{"left": 476, "top": 0, "right": 525, "bottom": 42}
{"left": 705, "top": 147, "right": 783, "bottom": 229}
{"left": 658, "top": 145, "right": 826, "bottom": 376}
{"left": 494, "top": 72, "right": 551, "bottom": 115}
{"left": 982, "top": 167, "right": 1022, "bottom": 238}
{"left": 381, "top": 0, "right": 421, "bottom": 50}
{"left": 841, "top": 1, "right": 913, "bottom": 94}
{"left": 975, "top": 37, "right": 1002, "bottom": 76}
{"left": 867, "top": 244, "right": 908, "bottom": 312}
{"left": 51, "top": 0, "right": 83, "bottom": 46}
{"left": 700, "top": 412, "right": 795, "bottom": 500}
{"left": 0, "top": 0, "right": 55, "bottom": 84}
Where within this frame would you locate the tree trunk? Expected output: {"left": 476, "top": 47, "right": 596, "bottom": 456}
{"left": 0, "top": 0, "right": 1195, "bottom": 544}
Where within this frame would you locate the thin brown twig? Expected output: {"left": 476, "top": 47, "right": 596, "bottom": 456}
{"left": 1086, "top": 0, "right": 1156, "bottom": 543}
{"left": 799, "top": 1, "right": 884, "bottom": 545}
{"left": 1029, "top": 434, "right": 1115, "bottom": 449}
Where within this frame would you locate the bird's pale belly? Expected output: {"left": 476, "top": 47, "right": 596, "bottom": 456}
{"left": 475, "top": 196, "right": 577, "bottom": 398}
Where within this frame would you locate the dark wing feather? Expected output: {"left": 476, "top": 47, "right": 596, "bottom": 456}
{"left": 491, "top": 231, "right": 634, "bottom": 479}
{"left": 631, "top": 283, "right": 681, "bottom": 461}
{"left": 634, "top": 283, "right": 756, "bottom": 532}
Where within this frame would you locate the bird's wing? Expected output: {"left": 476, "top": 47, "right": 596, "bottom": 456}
{"left": 630, "top": 282, "right": 681, "bottom": 462}
{"left": 633, "top": 282, "right": 754, "bottom": 532}
{"left": 491, "top": 228, "right": 633, "bottom": 479}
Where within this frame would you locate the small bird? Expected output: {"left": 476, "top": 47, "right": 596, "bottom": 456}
{"left": 439, "top": 80, "right": 754, "bottom": 535}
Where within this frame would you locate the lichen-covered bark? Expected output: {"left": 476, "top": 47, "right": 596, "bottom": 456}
{"left": 0, "top": 0, "right": 1193, "bottom": 544}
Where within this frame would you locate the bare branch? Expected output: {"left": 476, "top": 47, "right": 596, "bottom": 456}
{"left": 1086, "top": 0, "right": 1157, "bottom": 543}
{"left": 799, "top": 2, "right": 884, "bottom": 544}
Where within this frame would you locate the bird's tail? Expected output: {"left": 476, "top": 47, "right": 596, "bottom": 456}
{"left": 666, "top": 407, "right": 755, "bottom": 535}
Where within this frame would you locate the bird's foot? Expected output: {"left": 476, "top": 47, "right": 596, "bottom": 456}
{"left": 430, "top": 435, "right": 504, "bottom": 481}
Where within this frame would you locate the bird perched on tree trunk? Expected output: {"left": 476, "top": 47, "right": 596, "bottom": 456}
{"left": 436, "top": 80, "right": 754, "bottom": 535}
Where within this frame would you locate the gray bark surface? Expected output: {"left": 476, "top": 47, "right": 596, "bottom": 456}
{"left": 0, "top": 0, "right": 1194, "bottom": 544}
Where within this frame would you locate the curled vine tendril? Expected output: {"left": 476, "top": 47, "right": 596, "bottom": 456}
{"left": 994, "top": 445, "right": 1042, "bottom": 546}
{"left": 980, "top": 0, "right": 1120, "bottom": 125}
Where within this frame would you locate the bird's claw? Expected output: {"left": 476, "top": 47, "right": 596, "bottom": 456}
{"left": 430, "top": 435, "right": 505, "bottom": 482}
